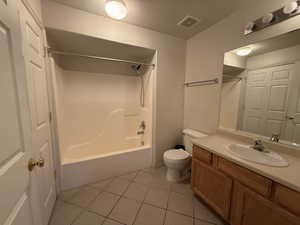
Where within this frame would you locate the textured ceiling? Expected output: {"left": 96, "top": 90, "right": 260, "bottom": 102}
{"left": 49, "top": 0, "right": 241, "bottom": 39}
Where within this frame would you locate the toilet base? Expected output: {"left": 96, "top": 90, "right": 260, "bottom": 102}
{"left": 166, "top": 167, "right": 190, "bottom": 183}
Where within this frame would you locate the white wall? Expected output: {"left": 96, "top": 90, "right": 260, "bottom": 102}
{"left": 42, "top": 1, "right": 186, "bottom": 166}
{"left": 219, "top": 80, "right": 242, "bottom": 130}
{"left": 184, "top": 0, "right": 300, "bottom": 134}
{"left": 224, "top": 52, "right": 247, "bottom": 68}
{"left": 247, "top": 44, "right": 300, "bottom": 69}
{"left": 51, "top": 60, "right": 65, "bottom": 151}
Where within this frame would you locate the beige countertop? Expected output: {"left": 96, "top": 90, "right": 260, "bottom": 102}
{"left": 192, "top": 134, "right": 300, "bottom": 193}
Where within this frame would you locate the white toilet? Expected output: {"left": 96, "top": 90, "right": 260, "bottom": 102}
{"left": 163, "top": 129, "right": 207, "bottom": 182}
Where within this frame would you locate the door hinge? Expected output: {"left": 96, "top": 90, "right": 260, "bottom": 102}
{"left": 43, "top": 46, "right": 48, "bottom": 58}
{"left": 49, "top": 111, "right": 52, "bottom": 123}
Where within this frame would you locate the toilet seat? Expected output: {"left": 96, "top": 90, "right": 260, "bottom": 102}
{"left": 164, "top": 149, "right": 190, "bottom": 161}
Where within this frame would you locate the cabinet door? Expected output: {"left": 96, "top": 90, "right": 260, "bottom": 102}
{"left": 192, "top": 159, "right": 232, "bottom": 219}
{"left": 231, "top": 182, "right": 300, "bottom": 225}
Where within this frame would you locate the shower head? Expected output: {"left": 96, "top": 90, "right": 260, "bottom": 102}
{"left": 131, "top": 64, "right": 142, "bottom": 74}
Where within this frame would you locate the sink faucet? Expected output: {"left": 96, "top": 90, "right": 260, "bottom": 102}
{"left": 252, "top": 139, "right": 265, "bottom": 152}
{"left": 270, "top": 134, "right": 280, "bottom": 143}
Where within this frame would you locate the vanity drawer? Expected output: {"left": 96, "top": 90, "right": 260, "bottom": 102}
{"left": 193, "top": 145, "right": 212, "bottom": 164}
{"left": 273, "top": 183, "right": 300, "bottom": 217}
{"left": 218, "top": 158, "right": 272, "bottom": 197}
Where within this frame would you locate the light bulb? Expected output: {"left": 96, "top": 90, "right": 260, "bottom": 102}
{"left": 236, "top": 47, "right": 252, "bottom": 56}
{"left": 105, "top": 0, "right": 127, "bottom": 20}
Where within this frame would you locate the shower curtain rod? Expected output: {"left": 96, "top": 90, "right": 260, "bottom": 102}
{"left": 48, "top": 48, "right": 155, "bottom": 68}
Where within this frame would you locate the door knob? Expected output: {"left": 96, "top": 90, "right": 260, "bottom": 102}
{"left": 28, "top": 158, "right": 45, "bottom": 171}
{"left": 37, "top": 158, "right": 45, "bottom": 168}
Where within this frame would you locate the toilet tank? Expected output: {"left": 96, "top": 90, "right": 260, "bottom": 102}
{"left": 183, "top": 129, "right": 207, "bottom": 154}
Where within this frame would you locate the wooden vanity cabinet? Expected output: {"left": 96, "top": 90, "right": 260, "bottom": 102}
{"left": 193, "top": 145, "right": 212, "bottom": 164}
{"left": 217, "top": 157, "right": 272, "bottom": 197}
{"left": 192, "top": 159, "right": 232, "bottom": 219}
{"left": 192, "top": 145, "right": 300, "bottom": 225}
{"left": 273, "top": 183, "right": 300, "bottom": 218}
{"left": 231, "top": 182, "right": 300, "bottom": 225}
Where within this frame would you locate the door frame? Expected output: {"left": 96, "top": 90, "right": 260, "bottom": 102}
{"left": 44, "top": 55, "right": 63, "bottom": 193}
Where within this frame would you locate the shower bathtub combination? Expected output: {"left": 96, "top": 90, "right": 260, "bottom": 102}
{"left": 48, "top": 32, "right": 156, "bottom": 190}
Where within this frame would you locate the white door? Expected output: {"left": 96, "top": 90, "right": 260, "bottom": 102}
{"left": 243, "top": 65, "right": 293, "bottom": 139}
{"left": 19, "top": 2, "right": 56, "bottom": 225}
{"left": 285, "top": 61, "right": 300, "bottom": 144}
{"left": 0, "top": 0, "right": 36, "bottom": 224}
{"left": 264, "top": 65, "right": 293, "bottom": 139}
{"left": 242, "top": 68, "right": 268, "bottom": 135}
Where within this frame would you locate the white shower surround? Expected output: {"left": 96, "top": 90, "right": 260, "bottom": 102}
{"left": 50, "top": 59, "right": 154, "bottom": 189}
{"left": 61, "top": 145, "right": 151, "bottom": 190}
{"left": 61, "top": 107, "right": 151, "bottom": 163}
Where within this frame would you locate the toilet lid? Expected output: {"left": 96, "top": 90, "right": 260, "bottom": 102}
{"left": 164, "top": 149, "right": 190, "bottom": 160}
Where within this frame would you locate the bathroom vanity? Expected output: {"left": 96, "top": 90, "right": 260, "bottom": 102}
{"left": 197, "top": 24, "right": 300, "bottom": 225}
{"left": 191, "top": 135, "right": 300, "bottom": 225}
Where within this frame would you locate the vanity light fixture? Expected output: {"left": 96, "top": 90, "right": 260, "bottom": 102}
{"left": 244, "top": 22, "right": 255, "bottom": 34}
{"left": 105, "top": 0, "right": 127, "bottom": 20}
{"left": 262, "top": 13, "right": 274, "bottom": 25}
{"left": 244, "top": 0, "right": 300, "bottom": 35}
{"left": 236, "top": 47, "right": 252, "bottom": 56}
{"left": 283, "top": 1, "right": 299, "bottom": 14}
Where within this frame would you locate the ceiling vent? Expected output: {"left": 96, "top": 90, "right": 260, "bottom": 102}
{"left": 177, "top": 16, "right": 201, "bottom": 28}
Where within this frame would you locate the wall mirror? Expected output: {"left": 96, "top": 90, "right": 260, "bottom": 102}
{"left": 220, "top": 29, "right": 300, "bottom": 146}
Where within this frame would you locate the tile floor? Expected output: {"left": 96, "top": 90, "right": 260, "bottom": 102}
{"left": 50, "top": 167, "right": 226, "bottom": 225}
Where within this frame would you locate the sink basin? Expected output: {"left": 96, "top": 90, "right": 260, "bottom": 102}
{"left": 227, "top": 144, "right": 289, "bottom": 167}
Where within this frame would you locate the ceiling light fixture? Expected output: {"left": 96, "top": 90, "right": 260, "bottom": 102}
{"left": 105, "top": 0, "right": 127, "bottom": 20}
{"left": 236, "top": 47, "right": 252, "bottom": 56}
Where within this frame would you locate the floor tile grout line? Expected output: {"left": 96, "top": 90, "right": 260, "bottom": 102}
{"left": 69, "top": 208, "right": 86, "bottom": 225}
{"left": 75, "top": 169, "right": 143, "bottom": 224}
{"left": 54, "top": 169, "right": 142, "bottom": 225}
{"left": 167, "top": 208, "right": 195, "bottom": 218}
{"left": 121, "top": 172, "right": 149, "bottom": 225}
{"left": 64, "top": 186, "right": 107, "bottom": 209}
{"left": 115, "top": 169, "right": 171, "bottom": 225}
{"left": 103, "top": 217, "right": 127, "bottom": 225}
{"left": 131, "top": 199, "right": 143, "bottom": 225}
{"left": 162, "top": 185, "right": 172, "bottom": 225}
{"left": 56, "top": 167, "right": 222, "bottom": 225}
{"left": 104, "top": 174, "right": 136, "bottom": 224}
{"left": 131, "top": 174, "right": 163, "bottom": 225}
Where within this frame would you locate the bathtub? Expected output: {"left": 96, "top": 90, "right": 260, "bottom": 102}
{"left": 61, "top": 145, "right": 152, "bottom": 190}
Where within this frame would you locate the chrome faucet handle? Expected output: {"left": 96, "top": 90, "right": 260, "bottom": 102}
{"left": 252, "top": 138, "right": 265, "bottom": 152}
{"left": 271, "top": 133, "right": 280, "bottom": 142}
{"left": 253, "top": 139, "right": 263, "bottom": 145}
